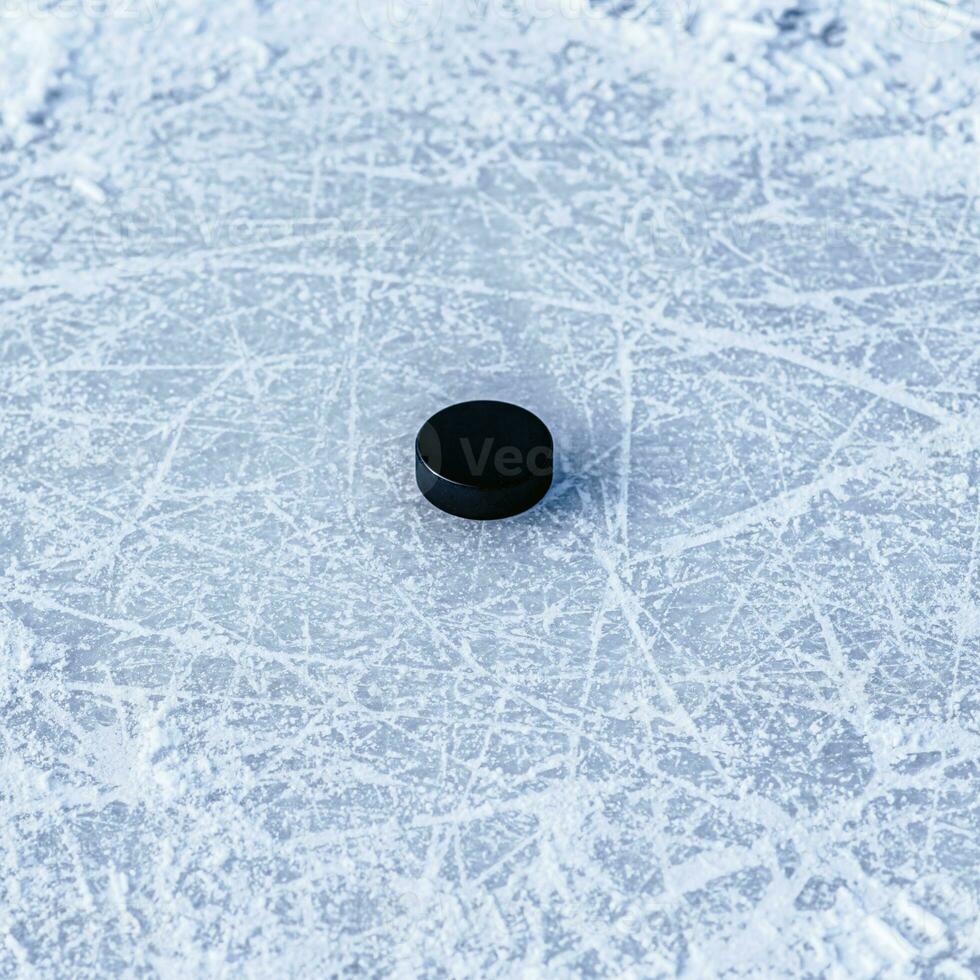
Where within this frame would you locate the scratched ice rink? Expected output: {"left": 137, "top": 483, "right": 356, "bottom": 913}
{"left": 1, "top": 0, "right": 979, "bottom": 975}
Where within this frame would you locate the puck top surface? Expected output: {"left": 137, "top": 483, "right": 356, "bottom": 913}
{"left": 416, "top": 400, "right": 553, "bottom": 519}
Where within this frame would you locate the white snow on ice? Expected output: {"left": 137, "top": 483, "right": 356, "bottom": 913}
{"left": 0, "top": 0, "right": 979, "bottom": 975}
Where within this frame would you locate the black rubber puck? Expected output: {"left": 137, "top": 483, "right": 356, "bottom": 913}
{"left": 416, "top": 400, "right": 553, "bottom": 520}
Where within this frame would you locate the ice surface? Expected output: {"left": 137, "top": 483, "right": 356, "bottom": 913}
{"left": 1, "top": 0, "right": 979, "bottom": 975}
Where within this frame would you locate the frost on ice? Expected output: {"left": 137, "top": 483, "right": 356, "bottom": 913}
{"left": 0, "top": 0, "right": 978, "bottom": 975}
